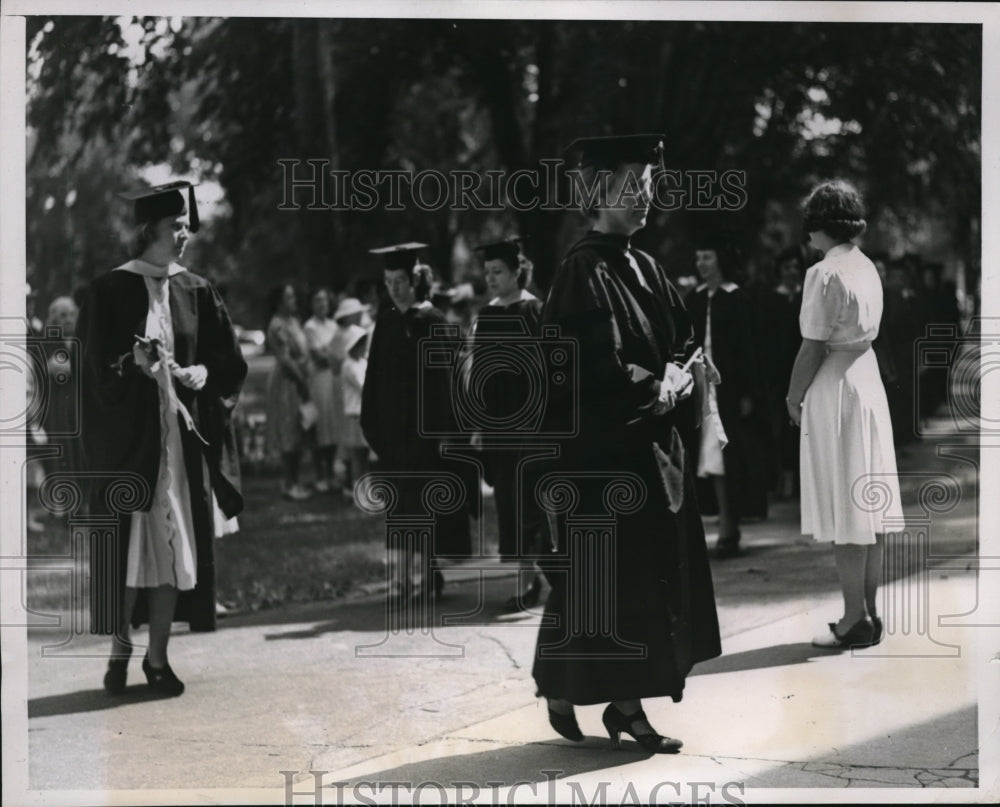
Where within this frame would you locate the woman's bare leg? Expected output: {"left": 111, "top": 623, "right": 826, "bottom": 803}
{"left": 833, "top": 543, "right": 868, "bottom": 632}
{"left": 865, "top": 533, "right": 885, "bottom": 619}
{"left": 146, "top": 584, "right": 179, "bottom": 668}
{"left": 110, "top": 586, "right": 139, "bottom": 657}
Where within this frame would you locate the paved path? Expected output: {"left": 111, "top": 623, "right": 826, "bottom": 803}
{"left": 12, "top": 432, "right": 1000, "bottom": 803}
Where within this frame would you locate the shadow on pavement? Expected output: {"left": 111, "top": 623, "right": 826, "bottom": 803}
{"left": 333, "top": 738, "right": 651, "bottom": 788}
{"left": 691, "top": 642, "right": 841, "bottom": 676}
{"left": 250, "top": 577, "right": 539, "bottom": 640}
{"left": 745, "top": 704, "right": 977, "bottom": 787}
{"left": 28, "top": 685, "right": 176, "bottom": 717}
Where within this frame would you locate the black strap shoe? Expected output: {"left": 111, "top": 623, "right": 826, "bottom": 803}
{"left": 103, "top": 658, "right": 129, "bottom": 695}
{"left": 142, "top": 656, "right": 185, "bottom": 696}
{"left": 602, "top": 704, "right": 682, "bottom": 753}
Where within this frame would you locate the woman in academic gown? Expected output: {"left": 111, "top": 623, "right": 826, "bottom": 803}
{"left": 532, "top": 135, "right": 721, "bottom": 753}
{"left": 469, "top": 238, "right": 547, "bottom": 611}
{"left": 78, "top": 181, "right": 247, "bottom": 697}
{"left": 685, "top": 237, "right": 769, "bottom": 557}
{"left": 360, "top": 243, "right": 472, "bottom": 599}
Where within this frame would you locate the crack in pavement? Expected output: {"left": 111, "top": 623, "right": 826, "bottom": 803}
{"left": 478, "top": 631, "right": 522, "bottom": 669}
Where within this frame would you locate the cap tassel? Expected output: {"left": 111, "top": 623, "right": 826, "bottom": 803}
{"left": 188, "top": 185, "right": 200, "bottom": 233}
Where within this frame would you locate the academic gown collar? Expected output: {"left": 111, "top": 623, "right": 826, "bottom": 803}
{"left": 113, "top": 258, "right": 186, "bottom": 278}
{"left": 586, "top": 230, "right": 631, "bottom": 252}
{"left": 487, "top": 288, "right": 538, "bottom": 307}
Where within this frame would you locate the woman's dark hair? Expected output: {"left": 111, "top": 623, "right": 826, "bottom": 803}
{"left": 776, "top": 244, "right": 807, "bottom": 273}
{"left": 267, "top": 283, "right": 294, "bottom": 317}
{"left": 802, "top": 179, "right": 867, "bottom": 242}
{"left": 492, "top": 251, "right": 534, "bottom": 290}
{"left": 693, "top": 234, "right": 740, "bottom": 281}
{"left": 309, "top": 287, "right": 332, "bottom": 318}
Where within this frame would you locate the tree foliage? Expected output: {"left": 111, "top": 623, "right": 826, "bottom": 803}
{"left": 26, "top": 17, "right": 980, "bottom": 323}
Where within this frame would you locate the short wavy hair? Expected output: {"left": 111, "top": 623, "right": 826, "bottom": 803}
{"left": 132, "top": 221, "right": 158, "bottom": 256}
{"left": 802, "top": 179, "right": 867, "bottom": 242}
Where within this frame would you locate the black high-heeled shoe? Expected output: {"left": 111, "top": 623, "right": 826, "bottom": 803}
{"left": 811, "top": 616, "right": 874, "bottom": 648}
{"left": 602, "top": 704, "right": 682, "bottom": 753}
{"left": 142, "top": 655, "right": 185, "bottom": 696}
{"left": 103, "top": 650, "right": 132, "bottom": 695}
{"left": 859, "top": 615, "right": 884, "bottom": 647}
{"left": 548, "top": 707, "right": 584, "bottom": 742}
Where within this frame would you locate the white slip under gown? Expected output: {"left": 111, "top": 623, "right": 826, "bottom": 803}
{"left": 799, "top": 244, "right": 903, "bottom": 544}
{"left": 125, "top": 273, "right": 199, "bottom": 589}
{"left": 697, "top": 288, "right": 728, "bottom": 477}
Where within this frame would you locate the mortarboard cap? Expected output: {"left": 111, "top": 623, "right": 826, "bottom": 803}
{"left": 120, "top": 180, "right": 200, "bottom": 233}
{"left": 369, "top": 241, "right": 429, "bottom": 272}
{"left": 473, "top": 236, "right": 529, "bottom": 267}
{"left": 564, "top": 134, "right": 666, "bottom": 172}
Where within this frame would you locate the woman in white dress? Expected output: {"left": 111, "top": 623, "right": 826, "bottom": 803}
{"left": 303, "top": 288, "right": 339, "bottom": 492}
{"left": 786, "top": 179, "right": 902, "bottom": 649}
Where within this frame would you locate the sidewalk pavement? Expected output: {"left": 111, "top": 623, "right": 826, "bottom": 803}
{"left": 19, "top": 434, "right": 999, "bottom": 803}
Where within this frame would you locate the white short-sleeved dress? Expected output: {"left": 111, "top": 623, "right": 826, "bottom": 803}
{"left": 303, "top": 316, "right": 343, "bottom": 447}
{"left": 799, "top": 244, "right": 902, "bottom": 544}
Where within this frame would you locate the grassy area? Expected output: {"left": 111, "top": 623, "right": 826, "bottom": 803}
{"left": 23, "top": 412, "right": 972, "bottom": 618}
{"left": 24, "top": 469, "right": 501, "bottom": 616}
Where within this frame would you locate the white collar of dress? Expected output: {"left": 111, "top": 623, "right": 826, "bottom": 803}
{"left": 113, "top": 258, "right": 185, "bottom": 278}
{"left": 825, "top": 243, "right": 856, "bottom": 259}
{"left": 488, "top": 288, "right": 537, "bottom": 306}
{"left": 695, "top": 282, "right": 738, "bottom": 293}
{"left": 398, "top": 300, "right": 434, "bottom": 313}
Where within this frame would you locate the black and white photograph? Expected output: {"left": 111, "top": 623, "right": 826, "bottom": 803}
{"left": 1, "top": 1, "right": 998, "bottom": 805}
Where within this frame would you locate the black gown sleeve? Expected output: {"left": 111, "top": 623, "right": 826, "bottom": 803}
{"left": 360, "top": 315, "right": 387, "bottom": 461}
{"left": 77, "top": 276, "right": 160, "bottom": 489}
{"left": 195, "top": 281, "right": 248, "bottom": 517}
{"left": 544, "top": 251, "right": 661, "bottom": 428}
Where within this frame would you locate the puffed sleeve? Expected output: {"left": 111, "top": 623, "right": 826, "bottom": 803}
{"left": 799, "top": 263, "right": 846, "bottom": 341}
{"left": 544, "top": 250, "right": 660, "bottom": 426}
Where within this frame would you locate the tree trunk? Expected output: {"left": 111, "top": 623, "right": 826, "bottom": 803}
{"left": 317, "top": 20, "right": 343, "bottom": 287}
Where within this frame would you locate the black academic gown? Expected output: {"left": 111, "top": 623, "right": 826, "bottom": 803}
{"left": 360, "top": 302, "right": 472, "bottom": 557}
{"left": 78, "top": 267, "right": 247, "bottom": 634}
{"left": 531, "top": 231, "right": 721, "bottom": 706}
{"left": 687, "top": 284, "right": 770, "bottom": 520}
{"left": 472, "top": 294, "right": 545, "bottom": 560}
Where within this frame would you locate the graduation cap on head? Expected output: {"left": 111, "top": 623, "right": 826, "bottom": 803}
{"left": 473, "top": 236, "right": 529, "bottom": 267}
{"left": 119, "top": 180, "right": 200, "bottom": 233}
{"left": 564, "top": 134, "right": 666, "bottom": 171}
{"left": 368, "top": 241, "right": 429, "bottom": 272}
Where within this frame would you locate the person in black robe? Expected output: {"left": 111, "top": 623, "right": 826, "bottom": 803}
{"left": 686, "top": 236, "right": 769, "bottom": 557}
{"left": 78, "top": 181, "right": 247, "bottom": 696}
{"left": 469, "top": 237, "right": 547, "bottom": 611}
{"left": 771, "top": 245, "right": 810, "bottom": 498}
{"left": 360, "top": 243, "right": 472, "bottom": 600}
{"left": 532, "top": 135, "right": 721, "bottom": 753}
